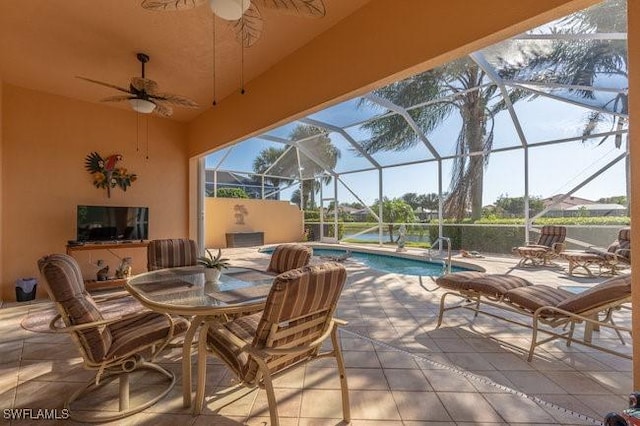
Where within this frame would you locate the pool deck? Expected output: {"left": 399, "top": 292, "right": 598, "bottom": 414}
{"left": 1, "top": 243, "right": 631, "bottom": 425}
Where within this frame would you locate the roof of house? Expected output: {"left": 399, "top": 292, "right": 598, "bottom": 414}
{"left": 565, "top": 203, "right": 626, "bottom": 211}
{"left": 543, "top": 194, "right": 595, "bottom": 210}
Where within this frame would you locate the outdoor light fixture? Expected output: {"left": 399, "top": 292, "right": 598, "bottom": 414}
{"left": 209, "top": 0, "right": 250, "bottom": 20}
{"left": 128, "top": 98, "right": 156, "bottom": 114}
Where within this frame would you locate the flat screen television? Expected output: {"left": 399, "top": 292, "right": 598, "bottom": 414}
{"left": 76, "top": 205, "right": 149, "bottom": 242}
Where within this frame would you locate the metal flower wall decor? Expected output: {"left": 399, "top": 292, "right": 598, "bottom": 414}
{"left": 85, "top": 152, "right": 137, "bottom": 197}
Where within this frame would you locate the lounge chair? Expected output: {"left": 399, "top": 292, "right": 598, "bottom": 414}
{"left": 435, "top": 271, "right": 631, "bottom": 361}
{"left": 586, "top": 228, "right": 631, "bottom": 275}
{"left": 512, "top": 225, "right": 567, "bottom": 267}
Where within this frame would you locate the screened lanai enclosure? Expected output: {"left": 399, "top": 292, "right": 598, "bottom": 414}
{"left": 205, "top": 0, "right": 628, "bottom": 255}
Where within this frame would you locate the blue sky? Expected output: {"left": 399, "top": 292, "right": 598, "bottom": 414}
{"left": 206, "top": 92, "right": 627, "bottom": 207}
{"left": 206, "top": 0, "right": 627, "bottom": 207}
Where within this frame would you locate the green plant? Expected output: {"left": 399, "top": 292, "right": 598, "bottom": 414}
{"left": 215, "top": 188, "right": 249, "bottom": 198}
{"left": 197, "top": 249, "right": 230, "bottom": 270}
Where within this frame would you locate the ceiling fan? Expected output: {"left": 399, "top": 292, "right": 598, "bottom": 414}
{"left": 76, "top": 52, "right": 199, "bottom": 117}
{"left": 141, "top": 0, "right": 326, "bottom": 47}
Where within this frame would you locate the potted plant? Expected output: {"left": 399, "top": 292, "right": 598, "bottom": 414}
{"left": 197, "top": 248, "right": 230, "bottom": 282}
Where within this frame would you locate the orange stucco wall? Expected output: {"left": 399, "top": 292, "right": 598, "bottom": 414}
{"left": 188, "top": 0, "right": 599, "bottom": 157}
{"left": 204, "top": 197, "right": 303, "bottom": 249}
{"left": 1, "top": 84, "right": 190, "bottom": 300}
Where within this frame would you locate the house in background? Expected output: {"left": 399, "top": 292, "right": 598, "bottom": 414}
{"left": 564, "top": 203, "right": 627, "bottom": 217}
{"left": 204, "top": 170, "right": 278, "bottom": 200}
{"left": 543, "top": 194, "right": 626, "bottom": 217}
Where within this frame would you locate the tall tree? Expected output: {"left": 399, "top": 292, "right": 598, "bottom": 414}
{"left": 359, "top": 58, "right": 526, "bottom": 221}
{"left": 499, "top": 0, "right": 628, "bottom": 208}
{"left": 368, "top": 197, "right": 416, "bottom": 243}
{"left": 252, "top": 125, "right": 340, "bottom": 209}
{"left": 252, "top": 147, "right": 286, "bottom": 188}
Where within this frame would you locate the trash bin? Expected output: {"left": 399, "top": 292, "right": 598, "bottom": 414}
{"left": 15, "top": 278, "right": 37, "bottom": 302}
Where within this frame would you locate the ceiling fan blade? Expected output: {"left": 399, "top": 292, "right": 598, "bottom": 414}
{"left": 131, "top": 77, "right": 160, "bottom": 95}
{"left": 99, "top": 95, "right": 135, "bottom": 102}
{"left": 141, "top": 0, "right": 207, "bottom": 11}
{"left": 152, "top": 101, "right": 174, "bottom": 117}
{"left": 151, "top": 93, "right": 200, "bottom": 108}
{"left": 254, "top": 0, "right": 326, "bottom": 17}
{"left": 76, "top": 76, "right": 131, "bottom": 94}
{"left": 232, "top": 3, "right": 263, "bottom": 47}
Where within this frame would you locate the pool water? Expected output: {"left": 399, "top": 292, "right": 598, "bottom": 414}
{"left": 264, "top": 247, "right": 473, "bottom": 276}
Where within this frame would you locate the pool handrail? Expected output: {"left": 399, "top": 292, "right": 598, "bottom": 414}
{"left": 429, "top": 236, "right": 452, "bottom": 274}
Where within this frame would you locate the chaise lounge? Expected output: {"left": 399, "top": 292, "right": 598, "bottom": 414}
{"left": 586, "top": 227, "right": 632, "bottom": 275}
{"left": 512, "top": 225, "right": 567, "bottom": 267}
{"left": 435, "top": 271, "right": 631, "bottom": 361}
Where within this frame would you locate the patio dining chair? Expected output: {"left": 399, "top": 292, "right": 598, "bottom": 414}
{"left": 194, "top": 262, "right": 350, "bottom": 425}
{"left": 147, "top": 238, "right": 199, "bottom": 271}
{"left": 265, "top": 243, "right": 313, "bottom": 274}
{"left": 38, "top": 253, "right": 188, "bottom": 423}
{"left": 512, "top": 225, "right": 567, "bottom": 267}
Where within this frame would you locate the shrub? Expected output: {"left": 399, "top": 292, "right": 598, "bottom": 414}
{"left": 215, "top": 188, "right": 249, "bottom": 198}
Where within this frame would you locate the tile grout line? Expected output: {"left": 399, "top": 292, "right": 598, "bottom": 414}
{"left": 340, "top": 328, "right": 604, "bottom": 426}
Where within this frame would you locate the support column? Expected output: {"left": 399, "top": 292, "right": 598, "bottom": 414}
{"left": 628, "top": 0, "right": 640, "bottom": 389}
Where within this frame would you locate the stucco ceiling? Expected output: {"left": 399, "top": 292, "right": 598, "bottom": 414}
{"left": 0, "top": 0, "right": 371, "bottom": 122}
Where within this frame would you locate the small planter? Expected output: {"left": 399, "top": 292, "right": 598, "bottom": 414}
{"left": 204, "top": 268, "right": 222, "bottom": 283}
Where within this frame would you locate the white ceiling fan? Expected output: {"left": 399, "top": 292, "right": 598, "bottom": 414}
{"left": 141, "top": 0, "right": 326, "bottom": 47}
{"left": 77, "top": 52, "right": 199, "bottom": 117}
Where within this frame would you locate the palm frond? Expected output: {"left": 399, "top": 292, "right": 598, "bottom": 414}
{"left": 255, "top": 0, "right": 326, "bottom": 17}
{"left": 152, "top": 92, "right": 199, "bottom": 108}
{"left": 141, "top": 0, "right": 206, "bottom": 11}
{"left": 232, "top": 3, "right": 263, "bottom": 47}
{"left": 76, "top": 76, "right": 130, "bottom": 94}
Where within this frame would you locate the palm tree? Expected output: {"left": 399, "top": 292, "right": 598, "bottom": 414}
{"left": 499, "top": 0, "right": 628, "bottom": 206}
{"left": 359, "top": 58, "right": 524, "bottom": 220}
{"left": 252, "top": 124, "right": 340, "bottom": 209}
{"left": 252, "top": 147, "right": 286, "bottom": 188}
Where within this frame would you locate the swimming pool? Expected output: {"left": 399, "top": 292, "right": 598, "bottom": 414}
{"left": 262, "top": 246, "right": 476, "bottom": 276}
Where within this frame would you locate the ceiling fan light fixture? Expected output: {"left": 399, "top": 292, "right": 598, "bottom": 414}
{"left": 129, "top": 98, "right": 156, "bottom": 114}
{"left": 209, "top": 0, "right": 250, "bottom": 21}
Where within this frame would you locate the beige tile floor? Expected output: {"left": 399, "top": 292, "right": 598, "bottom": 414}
{"left": 0, "top": 245, "right": 632, "bottom": 425}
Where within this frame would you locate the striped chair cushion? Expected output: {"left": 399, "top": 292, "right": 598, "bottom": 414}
{"left": 245, "top": 262, "right": 346, "bottom": 383}
{"left": 147, "top": 239, "right": 198, "bottom": 271}
{"left": 206, "top": 312, "right": 262, "bottom": 378}
{"left": 556, "top": 274, "right": 631, "bottom": 314}
{"left": 505, "top": 285, "right": 574, "bottom": 315}
{"left": 435, "top": 271, "right": 488, "bottom": 291}
{"left": 207, "top": 262, "right": 345, "bottom": 385}
{"left": 536, "top": 226, "right": 567, "bottom": 248}
{"left": 38, "top": 254, "right": 112, "bottom": 363}
{"left": 612, "top": 228, "right": 631, "bottom": 261}
{"left": 436, "top": 272, "right": 530, "bottom": 298}
{"left": 266, "top": 244, "right": 313, "bottom": 274}
{"left": 108, "top": 312, "right": 189, "bottom": 358}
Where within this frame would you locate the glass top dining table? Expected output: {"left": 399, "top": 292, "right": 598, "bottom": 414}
{"left": 126, "top": 265, "right": 275, "bottom": 408}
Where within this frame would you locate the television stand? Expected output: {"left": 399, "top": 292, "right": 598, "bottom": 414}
{"left": 66, "top": 241, "right": 149, "bottom": 254}
{"left": 66, "top": 241, "right": 149, "bottom": 291}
